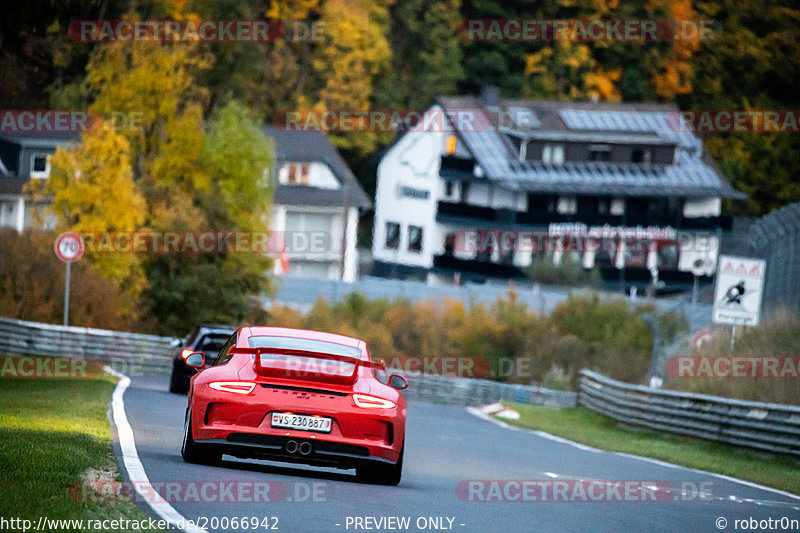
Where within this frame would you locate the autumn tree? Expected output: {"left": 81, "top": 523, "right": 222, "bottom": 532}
{"left": 26, "top": 124, "right": 148, "bottom": 323}
{"left": 376, "top": 0, "right": 464, "bottom": 111}
{"left": 42, "top": 7, "right": 275, "bottom": 333}
{"left": 312, "top": 0, "right": 392, "bottom": 156}
{"left": 0, "top": 229, "right": 144, "bottom": 330}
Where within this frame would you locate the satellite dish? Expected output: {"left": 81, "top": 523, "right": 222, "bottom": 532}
{"left": 691, "top": 257, "right": 713, "bottom": 277}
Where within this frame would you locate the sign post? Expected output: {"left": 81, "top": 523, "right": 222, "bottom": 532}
{"left": 54, "top": 232, "right": 84, "bottom": 326}
{"left": 712, "top": 255, "right": 766, "bottom": 350}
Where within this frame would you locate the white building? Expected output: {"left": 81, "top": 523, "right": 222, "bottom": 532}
{"left": 263, "top": 127, "right": 371, "bottom": 282}
{"left": 1, "top": 128, "right": 371, "bottom": 283}
{"left": 371, "top": 93, "right": 745, "bottom": 292}
{"left": 0, "top": 132, "right": 74, "bottom": 230}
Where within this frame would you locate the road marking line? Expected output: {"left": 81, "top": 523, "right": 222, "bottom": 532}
{"left": 104, "top": 366, "right": 208, "bottom": 533}
{"left": 466, "top": 405, "right": 800, "bottom": 502}
{"left": 544, "top": 472, "right": 558, "bottom": 478}
{"left": 467, "top": 406, "right": 601, "bottom": 453}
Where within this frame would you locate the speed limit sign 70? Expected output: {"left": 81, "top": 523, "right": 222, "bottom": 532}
{"left": 54, "top": 232, "right": 84, "bottom": 263}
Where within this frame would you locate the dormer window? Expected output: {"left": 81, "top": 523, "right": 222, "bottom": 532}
{"left": 542, "top": 144, "right": 565, "bottom": 165}
{"left": 589, "top": 144, "right": 611, "bottom": 162}
{"left": 30, "top": 153, "right": 50, "bottom": 179}
{"left": 279, "top": 162, "right": 310, "bottom": 185}
{"left": 632, "top": 147, "right": 652, "bottom": 165}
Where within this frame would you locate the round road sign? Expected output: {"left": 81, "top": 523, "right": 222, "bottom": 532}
{"left": 54, "top": 232, "right": 84, "bottom": 263}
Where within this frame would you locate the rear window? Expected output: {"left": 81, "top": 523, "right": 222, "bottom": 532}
{"left": 247, "top": 336, "right": 363, "bottom": 359}
{"left": 195, "top": 334, "right": 231, "bottom": 353}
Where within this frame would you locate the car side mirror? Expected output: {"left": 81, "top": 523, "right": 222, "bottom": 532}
{"left": 170, "top": 338, "right": 181, "bottom": 348}
{"left": 388, "top": 374, "right": 408, "bottom": 390}
{"left": 185, "top": 352, "right": 205, "bottom": 371}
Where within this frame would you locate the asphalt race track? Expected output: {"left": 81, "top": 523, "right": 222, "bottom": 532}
{"left": 117, "top": 374, "right": 800, "bottom": 533}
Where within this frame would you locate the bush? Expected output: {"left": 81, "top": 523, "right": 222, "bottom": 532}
{"left": 667, "top": 309, "right": 800, "bottom": 405}
{"left": 0, "top": 229, "right": 147, "bottom": 331}
{"left": 656, "top": 309, "right": 690, "bottom": 346}
{"left": 264, "top": 289, "right": 655, "bottom": 388}
{"left": 525, "top": 255, "right": 600, "bottom": 287}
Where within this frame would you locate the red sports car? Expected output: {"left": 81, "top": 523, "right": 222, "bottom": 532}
{"left": 180, "top": 327, "right": 408, "bottom": 485}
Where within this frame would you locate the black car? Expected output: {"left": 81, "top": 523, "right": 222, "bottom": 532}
{"left": 168, "top": 325, "right": 236, "bottom": 394}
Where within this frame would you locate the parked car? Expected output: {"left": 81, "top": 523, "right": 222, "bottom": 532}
{"left": 180, "top": 326, "right": 408, "bottom": 485}
{"left": 168, "top": 325, "right": 237, "bottom": 394}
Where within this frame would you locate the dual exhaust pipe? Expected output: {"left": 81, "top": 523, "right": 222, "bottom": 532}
{"left": 285, "top": 440, "right": 312, "bottom": 456}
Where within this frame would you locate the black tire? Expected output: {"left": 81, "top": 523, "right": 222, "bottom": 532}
{"left": 356, "top": 445, "right": 403, "bottom": 486}
{"left": 181, "top": 408, "right": 221, "bottom": 465}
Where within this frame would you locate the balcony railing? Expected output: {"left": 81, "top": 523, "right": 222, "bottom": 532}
{"left": 436, "top": 201, "right": 733, "bottom": 231}
{"left": 433, "top": 254, "right": 524, "bottom": 278}
{"left": 439, "top": 156, "right": 475, "bottom": 180}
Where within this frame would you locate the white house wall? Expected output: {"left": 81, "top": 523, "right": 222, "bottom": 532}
{"left": 271, "top": 203, "right": 358, "bottom": 281}
{"left": 373, "top": 105, "right": 449, "bottom": 269}
{"left": 683, "top": 197, "right": 721, "bottom": 218}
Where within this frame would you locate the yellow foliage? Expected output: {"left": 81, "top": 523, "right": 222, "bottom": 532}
{"left": 267, "top": 0, "right": 321, "bottom": 20}
{"left": 584, "top": 68, "right": 623, "bottom": 102}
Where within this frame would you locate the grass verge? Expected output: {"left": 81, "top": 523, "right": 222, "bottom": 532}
{"left": 0, "top": 375, "right": 165, "bottom": 531}
{"left": 502, "top": 402, "right": 800, "bottom": 495}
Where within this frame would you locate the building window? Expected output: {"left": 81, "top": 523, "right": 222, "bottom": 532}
{"left": 624, "top": 240, "right": 648, "bottom": 268}
{"left": 460, "top": 182, "right": 470, "bottom": 203}
{"left": 443, "top": 232, "right": 456, "bottom": 256}
{"left": 385, "top": 222, "right": 400, "bottom": 249}
{"left": 280, "top": 163, "right": 310, "bottom": 185}
{"left": 476, "top": 230, "right": 493, "bottom": 262}
{"left": 657, "top": 242, "right": 679, "bottom": 269}
{"left": 542, "top": 144, "right": 565, "bottom": 165}
{"left": 30, "top": 154, "right": 50, "bottom": 179}
{"left": 444, "top": 180, "right": 455, "bottom": 198}
{"left": 499, "top": 233, "right": 515, "bottom": 265}
{"left": 528, "top": 193, "right": 557, "bottom": 213}
{"left": 407, "top": 225, "right": 423, "bottom": 253}
{"left": 589, "top": 145, "right": 611, "bottom": 161}
{"left": 0, "top": 200, "right": 15, "bottom": 227}
{"left": 577, "top": 196, "right": 611, "bottom": 215}
{"left": 631, "top": 148, "right": 652, "bottom": 165}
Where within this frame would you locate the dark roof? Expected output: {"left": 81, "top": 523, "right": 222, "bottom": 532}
{"left": 262, "top": 126, "right": 371, "bottom": 209}
{"left": 433, "top": 96, "right": 746, "bottom": 200}
{"left": 0, "top": 131, "right": 80, "bottom": 147}
{"left": 0, "top": 176, "right": 23, "bottom": 195}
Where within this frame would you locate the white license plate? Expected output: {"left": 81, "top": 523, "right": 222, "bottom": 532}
{"left": 271, "top": 413, "right": 332, "bottom": 433}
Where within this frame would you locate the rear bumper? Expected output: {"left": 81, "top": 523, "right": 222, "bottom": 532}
{"left": 196, "top": 433, "right": 397, "bottom": 469}
{"left": 189, "top": 384, "right": 406, "bottom": 467}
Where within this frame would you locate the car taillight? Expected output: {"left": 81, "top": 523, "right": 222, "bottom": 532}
{"left": 180, "top": 348, "right": 194, "bottom": 360}
{"left": 209, "top": 381, "right": 255, "bottom": 395}
{"left": 352, "top": 393, "right": 396, "bottom": 409}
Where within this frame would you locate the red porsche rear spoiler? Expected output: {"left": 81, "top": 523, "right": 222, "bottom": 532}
{"left": 231, "top": 347, "right": 385, "bottom": 385}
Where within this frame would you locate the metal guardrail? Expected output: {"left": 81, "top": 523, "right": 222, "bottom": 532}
{"left": 0, "top": 316, "right": 178, "bottom": 373}
{"left": 0, "top": 315, "right": 577, "bottom": 407}
{"left": 402, "top": 374, "right": 577, "bottom": 408}
{"left": 579, "top": 369, "right": 800, "bottom": 457}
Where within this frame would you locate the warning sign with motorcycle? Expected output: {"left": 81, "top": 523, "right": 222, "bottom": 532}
{"left": 712, "top": 255, "right": 766, "bottom": 326}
